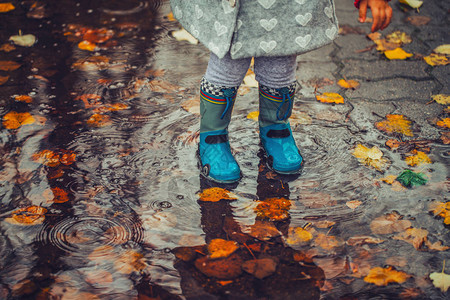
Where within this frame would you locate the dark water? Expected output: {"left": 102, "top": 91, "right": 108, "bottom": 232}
{"left": 0, "top": 0, "right": 449, "bottom": 299}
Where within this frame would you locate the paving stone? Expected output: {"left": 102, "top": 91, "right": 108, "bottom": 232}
{"left": 296, "top": 62, "right": 340, "bottom": 97}
{"left": 334, "top": 35, "right": 381, "bottom": 61}
{"left": 431, "top": 67, "right": 450, "bottom": 94}
{"left": 297, "top": 43, "right": 336, "bottom": 63}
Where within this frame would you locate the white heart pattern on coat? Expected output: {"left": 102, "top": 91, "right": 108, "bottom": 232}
{"left": 260, "top": 18, "right": 278, "bottom": 31}
{"left": 295, "top": 0, "right": 306, "bottom": 4}
{"left": 257, "top": 0, "right": 276, "bottom": 9}
{"left": 214, "top": 21, "right": 228, "bottom": 36}
{"left": 260, "top": 40, "right": 277, "bottom": 53}
{"left": 230, "top": 42, "right": 242, "bottom": 56}
{"left": 295, "top": 35, "right": 311, "bottom": 48}
{"left": 325, "top": 26, "right": 337, "bottom": 39}
{"left": 208, "top": 42, "right": 220, "bottom": 54}
{"left": 222, "top": 0, "right": 235, "bottom": 14}
{"left": 195, "top": 5, "right": 203, "bottom": 19}
{"left": 190, "top": 25, "right": 199, "bottom": 38}
{"left": 295, "top": 13, "right": 312, "bottom": 26}
{"left": 324, "top": 6, "right": 333, "bottom": 19}
{"left": 235, "top": 19, "right": 243, "bottom": 32}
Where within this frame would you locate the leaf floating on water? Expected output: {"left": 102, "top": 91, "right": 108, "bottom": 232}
{"left": 375, "top": 114, "right": 413, "bottom": 137}
{"left": 398, "top": 0, "right": 423, "bottom": 9}
{"left": 51, "top": 187, "right": 70, "bottom": 203}
{"left": 384, "top": 48, "right": 413, "bottom": 60}
{"left": 0, "top": 3, "right": 15, "bottom": 13}
{"left": 255, "top": 197, "right": 291, "bottom": 221}
{"left": 352, "top": 144, "right": 389, "bottom": 171}
{"left": 9, "top": 33, "right": 37, "bottom": 47}
{"left": 393, "top": 227, "right": 428, "bottom": 250}
{"left": 429, "top": 201, "right": 450, "bottom": 225}
{"left": 370, "top": 211, "right": 412, "bottom": 235}
{"left": 429, "top": 271, "right": 450, "bottom": 292}
{"left": 337, "top": 79, "right": 360, "bottom": 89}
{"left": 0, "top": 60, "right": 21, "bottom": 71}
{"left": 396, "top": 169, "right": 427, "bottom": 188}
{"left": 432, "top": 94, "right": 450, "bottom": 105}
{"left": 434, "top": 44, "right": 450, "bottom": 55}
{"left": 242, "top": 258, "right": 277, "bottom": 279}
{"left": 404, "top": 150, "right": 431, "bottom": 166}
{"left": 198, "top": 187, "right": 237, "bottom": 202}
{"left": 364, "top": 266, "right": 410, "bottom": 286}
{"left": 2, "top": 111, "right": 35, "bottom": 129}
{"left": 208, "top": 238, "right": 239, "bottom": 259}
{"left": 6, "top": 206, "right": 47, "bottom": 225}
{"left": 316, "top": 92, "right": 344, "bottom": 104}
{"left": 424, "top": 53, "right": 449, "bottom": 66}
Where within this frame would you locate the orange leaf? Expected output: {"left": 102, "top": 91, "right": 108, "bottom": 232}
{"left": 316, "top": 92, "right": 344, "bottom": 104}
{"left": 429, "top": 201, "right": 450, "bottom": 225}
{"left": 286, "top": 226, "right": 314, "bottom": 245}
{"left": 314, "top": 233, "right": 343, "bottom": 251}
{"left": 254, "top": 197, "right": 291, "bottom": 221}
{"left": 198, "top": 187, "right": 237, "bottom": 202}
{"left": 337, "top": 79, "right": 360, "bottom": 89}
{"left": 375, "top": 114, "right": 413, "bottom": 137}
{"left": 6, "top": 206, "right": 47, "bottom": 225}
{"left": 0, "top": 75, "right": 9, "bottom": 85}
{"left": 78, "top": 40, "right": 97, "bottom": 51}
{"left": 207, "top": 238, "right": 239, "bottom": 259}
{"left": 364, "top": 266, "right": 410, "bottom": 286}
{"left": 0, "top": 60, "right": 21, "bottom": 71}
{"left": 51, "top": 187, "right": 69, "bottom": 203}
{"left": 370, "top": 211, "right": 412, "bottom": 234}
{"left": 436, "top": 118, "right": 450, "bottom": 129}
{"left": 59, "top": 150, "right": 76, "bottom": 165}
{"left": 15, "top": 95, "right": 33, "bottom": 103}
{"left": 32, "top": 150, "right": 60, "bottom": 167}
{"left": 0, "top": 3, "right": 15, "bottom": 13}
{"left": 83, "top": 28, "right": 114, "bottom": 44}
{"left": 166, "top": 12, "right": 176, "bottom": 21}
{"left": 404, "top": 150, "right": 431, "bottom": 166}
{"left": 0, "top": 43, "right": 16, "bottom": 52}
{"left": 114, "top": 250, "right": 147, "bottom": 274}
{"left": 2, "top": 111, "right": 35, "bottom": 129}
{"left": 86, "top": 114, "right": 111, "bottom": 127}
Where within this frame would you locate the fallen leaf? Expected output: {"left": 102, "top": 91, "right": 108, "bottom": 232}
{"left": 181, "top": 96, "right": 199, "bottom": 115}
{"left": 247, "top": 220, "right": 281, "bottom": 241}
{"left": 51, "top": 187, "right": 70, "bottom": 203}
{"left": 338, "top": 24, "right": 365, "bottom": 35}
{"left": 171, "top": 28, "right": 198, "bottom": 44}
{"left": 15, "top": 95, "right": 33, "bottom": 103}
{"left": 440, "top": 132, "right": 450, "bottom": 144}
{"left": 78, "top": 40, "right": 96, "bottom": 51}
{"left": 86, "top": 114, "right": 111, "bottom": 127}
{"left": 367, "top": 32, "right": 382, "bottom": 41}
{"left": 316, "top": 92, "right": 344, "bottom": 104}
{"left": 286, "top": 226, "right": 314, "bottom": 246}
{"left": 404, "top": 150, "right": 431, "bottom": 166}
{"left": 83, "top": 28, "right": 114, "bottom": 44}
{"left": 346, "top": 200, "right": 362, "bottom": 210}
{"left": 198, "top": 187, "right": 237, "bottom": 202}
{"left": 375, "top": 114, "right": 413, "bottom": 137}
{"left": 405, "top": 15, "right": 430, "bottom": 26}
{"left": 384, "top": 48, "right": 413, "bottom": 60}
{"left": 379, "top": 175, "right": 398, "bottom": 185}
{"left": 207, "top": 239, "right": 239, "bottom": 259}
{"left": 346, "top": 236, "right": 384, "bottom": 246}
{"left": 173, "top": 245, "right": 205, "bottom": 262}
{"left": 370, "top": 211, "right": 412, "bottom": 234}
{"left": 425, "top": 240, "right": 449, "bottom": 251}
{"left": 254, "top": 197, "right": 291, "bottom": 221}
{"left": 364, "top": 266, "right": 410, "bottom": 286}
{"left": 396, "top": 169, "right": 427, "bottom": 188}
{"left": 0, "top": 75, "right": 10, "bottom": 85}
{"left": 2, "top": 111, "right": 35, "bottom": 129}
{"left": 242, "top": 258, "right": 277, "bottom": 279}
{"left": 386, "top": 31, "right": 412, "bottom": 45}
{"left": 5, "top": 206, "right": 47, "bottom": 225}
{"left": 352, "top": 144, "right": 389, "bottom": 171}
{"left": 429, "top": 201, "right": 450, "bottom": 225}
{"left": 9, "top": 33, "right": 37, "bottom": 47}
{"left": 247, "top": 111, "right": 259, "bottom": 121}
{"left": 393, "top": 227, "right": 428, "bottom": 250}
{"left": 194, "top": 253, "right": 243, "bottom": 279}
{"left": 114, "top": 250, "right": 147, "bottom": 274}
{"left": 0, "top": 3, "right": 15, "bottom": 13}
{"left": 432, "top": 94, "right": 450, "bottom": 105}
{"left": 0, "top": 60, "right": 21, "bottom": 71}
{"left": 166, "top": 12, "right": 176, "bottom": 21}
{"left": 72, "top": 56, "right": 110, "bottom": 71}
{"left": 313, "top": 233, "right": 344, "bottom": 251}
{"left": 436, "top": 118, "right": 450, "bottom": 128}
{"left": 398, "top": 0, "right": 423, "bottom": 9}
{"left": 424, "top": 53, "right": 449, "bottom": 66}
{"left": 337, "top": 79, "right": 360, "bottom": 89}
{"left": 429, "top": 271, "right": 450, "bottom": 292}
{"left": 434, "top": 44, "right": 450, "bottom": 55}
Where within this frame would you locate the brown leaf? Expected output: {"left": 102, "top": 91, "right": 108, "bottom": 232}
{"left": 346, "top": 236, "right": 384, "bottom": 246}
{"left": 207, "top": 238, "right": 239, "bottom": 259}
{"left": 194, "top": 252, "right": 243, "bottom": 279}
{"left": 0, "top": 75, "right": 9, "bottom": 85}
{"left": 51, "top": 187, "right": 69, "bottom": 203}
{"left": 0, "top": 43, "right": 16, "bottom": 52}
{"left": 0, "top": 60, "right": 21, "bottom": 71}
{"left": 364, "top": 266, "right": 410, "bottom": 286}
{"left": 254, "top": 197, "right": 291, "bottom": 221}
{"left": 242, "top": 258, "right": 277, "bottom": 279}
{"left": 314, "top": 233, "right": 344, "bottom": 251}
{"left": 173, "top": 245, "right": 205, "bottom": 262}
{"left": 346, "top": 200, "right": 362, "bottom": 210}
{"left": 393, "top": 228, "right": 428, "bottom": 250}
{"left": 246, "top": 220, "right": 281, "bottom": 241}
{"left": 370, "top": 211, "right": 412, "bottom": 234}
{"left": 425, "top": 240, "right": 450, "bottom": 251}
{"left": 405, "top": 15, "right": 431, "bottom": 26}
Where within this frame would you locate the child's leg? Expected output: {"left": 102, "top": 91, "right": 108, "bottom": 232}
{"left": 254, "top": 55, "right": 303, "bottom": 174}
{"left": 199, "top": 52, "right": 251, "bottom": 183}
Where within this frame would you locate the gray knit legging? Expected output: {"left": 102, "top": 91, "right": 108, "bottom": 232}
{"left": 204, "top": 52, "right": 297, "bottom": 88}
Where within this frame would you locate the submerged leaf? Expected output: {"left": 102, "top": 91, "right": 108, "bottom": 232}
{"left": 3, "top": 111, "right": 35, "bottom": 129}
{"left": 314, "top": 233, "right": 344, "bottom": 251}
{"left": 207, "top": 238, "right": 239, "bottom": 259}
{"left": 195, "top": 253, "right": 243, "bottom": 279}
{"left": 198, "top": 187, "right": 237, "bottom": 202}
{"left": 255, "top": 197, "right": 291, "bottom": 221}
{"left": 352, "top": 144, "right": 388, "bottom": 171}
{"left": 6, "top": 206, "right": 47, "bottom": 225}
{"left": 375, "top": 114, "right": 413, "bottom": 137}
{"left": 396, "top": 170, "right": 427, "bottom": 188}
{"left": 316, "top": 92, "right": 344, "bottom": 104}
{"left": 286, "top": 226, "right": 313, "bottom": 246}
{"left": 429, "top": 271, "right": 450, "bottom": 292}
{"left": 393, "top": 227, "right": 428, "bottom": 250}
{"left": 0, "top": 60, "right": 21, "bottom": 71}
{"left": 0, "top": 75, "right": 9, "bottom": 85}
{"left": 370, "top": 211, "right": 412, "bottom": 234}
{"left": 404, "top": 150, "right": 431, "bottom": 166}
{"left": 242, "top": 258, "right": 277, "bottom": 279}
{"left": 385, "top": 31, "right": 412, "bottom": 45}
{"left": 436, "top": 118, "right": 450, "bottom": 129}
{"left": 15, "top": 95, "right": 33, "bottom": 103}
{"left": 364, "top": 266, "right": 410, "bottom": 286}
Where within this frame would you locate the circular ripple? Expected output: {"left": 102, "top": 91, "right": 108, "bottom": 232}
{"left": 100, "top": 1, "right": 148, "bottom": 15}
{"left": 36, "top": 216, "right": 144, "bottom": 255}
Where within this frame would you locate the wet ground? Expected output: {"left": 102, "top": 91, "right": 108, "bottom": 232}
{"left": 0, "top": 0, "right": 449, "bottom": 299}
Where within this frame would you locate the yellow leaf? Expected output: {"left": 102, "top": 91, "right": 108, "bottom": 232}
{"left": 167, "top": 12, "right": 176, "bottom": 21}
{"left": 0, "top": 3, "right": 15, "bottom": 13}
{"left": 404, "top": 150, "right": 431, "bottom": 166}
{"left": 375, "top": 114, "right": 413, "bottom": 137}
{"left": 386, "top": 31, "right": 412, "bottom": 45}
{"left": 424, "top": 53, "right": 449, "bottom": 66}
{"left": 316, "top": 92, "right": 344, "bottom": 104}
{"left": 247, "top": 111, "right": 259, "bottom": 121}
{"left": 429, "top": 271, "right": 450, "bottom": 292}
{"left": 398, "top": 0, "right": 423, "bottom": 9}
{"left": 286, "top": 227, "right": 313, "bottom": 245}
{"left": 429, "top": 201, "right": 450, "bottom": 225}
{"left": 2, "top": 111, "right": 35, "bottom": 129}
{"left": 208, "top": 238, "right": 239, "bottom": 259}
{"left": 432, "top": 94, "right": 450, "bottom": 105}
{"left": 434, "top": 44, "right": 450, "bottom": 55}
{"left": 198, "top": 187, "right": 237, "bottom": 202}
{"left": 337, "top": 79, "right": 360, "bottom": 89}
{"left": 384, "top": 48, "right": 413, "bottom": 60}
{"left": 5, "top": 206, "right": 47, "bottom": 225}
{"left": 9, "top": 34, "right": 36, "bottom": 47}
{"left": 314, "top": 233, "right": 343, "bottom": 250}
{"left": 436, "top": 118, "right": 450, "bottom": 129}
{"left": 364, "top": 266, "right": 410, "bottom": 286}
{"left": 78, "top": 40, "right": 96, "bottom": 51}
{"left": 352, "top": 144, "right": 388, "bottom": 171}
{"left": 379, "top": 175, "right": 397, "bottom": 185}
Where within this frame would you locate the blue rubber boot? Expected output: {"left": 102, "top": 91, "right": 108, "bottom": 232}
{"left": 259, "top": 83, "right": 303, "bottom": 174}
{"left": 198, "top": 78, "right": 241, "bottom": 183}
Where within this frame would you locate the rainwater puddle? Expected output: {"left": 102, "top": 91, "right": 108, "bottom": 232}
{"left": 0, "top": 1, "right": 448, "bottom": 299}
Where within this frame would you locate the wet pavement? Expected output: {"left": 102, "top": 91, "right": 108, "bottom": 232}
{"left": 0, "top": 0, "right": 449, "bottom": 299}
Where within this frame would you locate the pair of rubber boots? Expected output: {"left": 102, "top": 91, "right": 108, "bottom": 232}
{"left": 198, "top": 77, "right": 303, "bottom": 183}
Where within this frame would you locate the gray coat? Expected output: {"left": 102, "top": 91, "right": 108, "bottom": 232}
{"left": 170, "top": 0, "right": 339, "bottom": 59}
